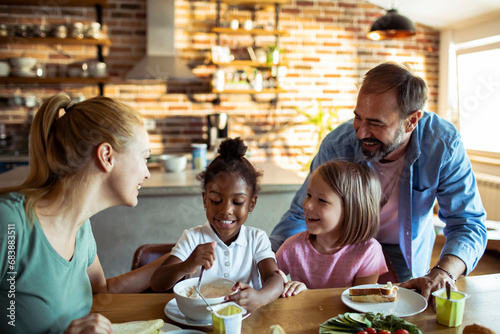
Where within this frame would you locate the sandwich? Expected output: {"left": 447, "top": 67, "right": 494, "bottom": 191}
{"left": 349, "top": 282, "right": 398, "bottom": 303}
{"left": 112, "top": 319, "right": 164, "bottom": 334}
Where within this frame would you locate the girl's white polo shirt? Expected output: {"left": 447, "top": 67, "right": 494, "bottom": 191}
{"left": 170, "top": 222, "right": 275, "bottom": 289}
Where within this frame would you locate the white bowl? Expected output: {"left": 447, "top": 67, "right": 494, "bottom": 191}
{"left": 88, "top": 61, "right": 107, "bottom": 78}
{"left": 9, "top": 57, "right": 37, "bottom": 70}
{"left": 160, "top": 154, "right": 187, "bottom": 173}
{"left": 173, "top": 277, "right": 236, "bottom": 322}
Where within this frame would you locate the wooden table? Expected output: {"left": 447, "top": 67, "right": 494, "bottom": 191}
{"left": 91, "top": 274, "right": 500, "bottom": 333}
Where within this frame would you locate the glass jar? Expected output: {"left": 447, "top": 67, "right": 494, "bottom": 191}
{"left": 33, "top": 25, "right": 48, "bottom": 38}
{"left": 15, "top": 24, "right": 29, "bottom": 38}
{"left": 53, "top": 24, "right": 67, "bottom": 38}
{"left": 70, "top": 22, "right": 84, "bottom": 39}
{"left": 85, "top": 22, "right": 101, "bottom": 39}
{"left": 0, "top": 24, "right": 8, "bottom": 37}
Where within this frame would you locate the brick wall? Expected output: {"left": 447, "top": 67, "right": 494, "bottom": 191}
{"left": 0, "top": 0, "right": 439, "bottom": 174}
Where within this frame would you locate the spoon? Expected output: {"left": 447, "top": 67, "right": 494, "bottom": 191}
{"left": 446, "top": 281, "right": 451, "bottom": 300}
{"left": 196, "top": 267, "right": 204, "bottom": 292}
{"left": 195, "top": 286, "right": 219, "bottom": 316}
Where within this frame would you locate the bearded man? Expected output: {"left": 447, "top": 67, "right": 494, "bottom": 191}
{"left": 270, "top": 62, "right": 487, "bottom": 303}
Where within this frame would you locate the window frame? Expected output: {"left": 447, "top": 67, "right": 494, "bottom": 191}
{"left": 455, "top": 38, "right": 500, "bottom": 162}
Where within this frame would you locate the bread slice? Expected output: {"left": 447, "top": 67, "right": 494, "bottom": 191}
{"left": 349, "top": 282, "right": 398, "bottom": 303}
{"left": 112, "top": 319, "right": 164, "bottom": 334}
{"left": 351, "top": 294, "right": 397, "bottom": 302}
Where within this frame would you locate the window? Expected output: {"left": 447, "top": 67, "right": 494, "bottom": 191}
{"left": 456, "top": 39, "right": 500, "bottom": 155}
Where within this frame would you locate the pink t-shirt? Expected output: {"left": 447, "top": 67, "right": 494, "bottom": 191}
{"left": 276, "top": 231, "right": 388, "bottom": 288}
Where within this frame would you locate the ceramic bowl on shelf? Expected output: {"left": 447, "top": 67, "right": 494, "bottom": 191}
{"left": 88, "top": 61, "right": 107, "bottom": 78}
{"left": 9, "top": 57, "right": 37, "bottom": 71}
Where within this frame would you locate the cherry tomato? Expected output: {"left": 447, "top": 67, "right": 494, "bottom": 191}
{"left": 356, "top": 331, "right": 368, "bottom": 334}
{"left": 366, "top": 328, "right": 377, "bottom": 334}
{"left": 378, "top": 330, "right": 392, "bottom": 334}
{"left": 394, "top": 330, "right": 409, "bottom": 334}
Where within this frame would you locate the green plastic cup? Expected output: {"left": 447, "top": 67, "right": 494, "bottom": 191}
{"left": 210, "top": 302, "right": 247, "bottom": 334}
{"left": 432, "top": 288, "right": 470, "bottom": 327}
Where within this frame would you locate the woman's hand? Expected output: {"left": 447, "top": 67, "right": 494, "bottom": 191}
{"left": 281, "top": 280, "right": 307, "bottom": 297}
{"left": 64, "top": 313, "right": 112, "bottom": 334}
{"left": 224, "top": 282, "right": 263, "bottom": 313}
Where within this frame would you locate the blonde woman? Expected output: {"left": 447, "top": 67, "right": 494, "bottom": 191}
{"left": 0, "top": 94, "right": 167, "bottom": 334}
{"left": 276, "top": 160, "right": 388, "bottom": 297}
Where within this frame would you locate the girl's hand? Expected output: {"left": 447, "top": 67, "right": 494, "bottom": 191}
{"left": 281, "top": 281, "right": 307, "bottom": 297}
{"left": 64, "top": 313, "right": 112, "bottom": 334}
{"left": 186, "top": 241, "right": 216, "bottom": 273}
{"left": 224, "top": 282, "right": 262, "bottom": 313}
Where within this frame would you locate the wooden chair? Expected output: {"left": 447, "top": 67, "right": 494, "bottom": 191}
{"left": 131, "top": 243, "right": 175, "bottom": 270}
{"left": 131, "top": 243, "right": 176, "bottom": 293}
{"left": 377, "top": 250, "right": 400, "bottom": 284}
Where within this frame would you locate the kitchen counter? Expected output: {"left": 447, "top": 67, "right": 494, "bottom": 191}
{"left": 0, "top": 162, "right": 304, "bottom": 194}
{"left": 142, "top": 162, "right": 305, "bottom": 195}
{"left": 0, "top": 163, "right": 305, "bottom": 277}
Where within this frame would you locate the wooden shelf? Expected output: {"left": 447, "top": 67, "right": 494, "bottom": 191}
{"left": 0, "top": 77, "right": 110, "bottom": 84}
{"left": 1, "top": 0, "right": 109, "bottom": 7}
{"left": 212, "top": 88, "right": 286, "bottom": 94}
{"left": 0, "top": 36, "right": 111, "bottom": 46}
{"left": 213, "top": 0, "right": 288, "bottom": 4}
{"left": 213, "top": 60, "right": 287, "bottom": 67}
{"left": 211, "top": 0, "right": 288, "bottom": 8}
{"left": 212, "top": 27, "right": 286, "bottom": 36}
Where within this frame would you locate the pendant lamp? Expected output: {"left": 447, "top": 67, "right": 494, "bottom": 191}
{"left": 367, "top": 9, "right": 416, "bottom": 41}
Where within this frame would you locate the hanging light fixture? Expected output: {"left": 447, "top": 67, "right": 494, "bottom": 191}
{"left": 367, "top": 8, "right": 416, "bottom": 41}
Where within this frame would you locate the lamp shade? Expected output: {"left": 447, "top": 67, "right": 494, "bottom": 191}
{"left": 367, "top": 9, "right": 416, "bottom": 41}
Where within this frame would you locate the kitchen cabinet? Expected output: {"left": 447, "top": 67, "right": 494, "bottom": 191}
{"left": 208, "top": 0, "right": 288, "bottom": 101}
{"left": 0, "top": 0, "right": 110, "bottom": 95}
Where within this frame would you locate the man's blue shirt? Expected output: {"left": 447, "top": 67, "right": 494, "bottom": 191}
{"left": 270, "top": 111, "right": 487, "bottom": 278}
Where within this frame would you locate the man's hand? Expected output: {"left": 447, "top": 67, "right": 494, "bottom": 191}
{"left": 400, "top": 255, "right": 465, "bottom": 307}
{"left": 399, "top": 268, "right": 457, "bottom": 307}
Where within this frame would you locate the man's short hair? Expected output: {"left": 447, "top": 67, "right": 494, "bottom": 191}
{"left": 358, "top": 62, "right": 428, "bottom": 118}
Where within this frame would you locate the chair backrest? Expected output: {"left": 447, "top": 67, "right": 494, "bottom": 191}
{"left": 131, "top": 243, "right": 176, "bottom": 270}
{"left": 377, "top": 250, "right": 400, "bottom": 284}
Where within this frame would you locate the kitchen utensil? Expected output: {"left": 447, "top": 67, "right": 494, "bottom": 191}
{"left": 196, "top": 267, "right": 205, "bottom": 292}
{"left": 195, "top": 286, "right": 218, "bottom": 316}
{"left": 207, "top": 113, "right": 228, "bottom": 150}
{"left": 446, "top": 281, "right": 451, "bottom": 300}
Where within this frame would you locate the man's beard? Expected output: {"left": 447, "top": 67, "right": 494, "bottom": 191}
{"left": 360, "top": 126, "right": 405, "bottom": 162}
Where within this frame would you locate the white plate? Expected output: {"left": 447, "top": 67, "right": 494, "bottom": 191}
{"left": 341, "top": 284, "right": 427, "bottom": 317}
{"left": 160, "top": 322, "right": 182, "bottom": 332}
{"left": 164, "top": 299, "right": 213, "bottom": 328}
{"left": 164, "top": 299, "right": 250, "bottom": 328}
{"left": 165, "top": 330, "right": 206, "bottom": 334}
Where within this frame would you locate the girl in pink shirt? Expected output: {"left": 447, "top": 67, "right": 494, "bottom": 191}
{"left": 276, "top": 161, "right": 388, "bottom": 296}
